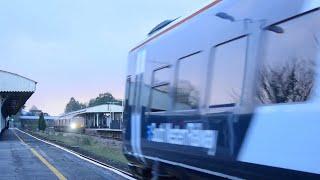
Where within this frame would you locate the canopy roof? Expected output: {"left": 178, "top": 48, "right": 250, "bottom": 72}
{"left": 58, "top": 104, "right": 123, "bottom": 120}
{"left": 0, "top": 70, "right": 37, "bottom": 117}
{"left": 0, "top": 70, "right": 36, "bottom": 92}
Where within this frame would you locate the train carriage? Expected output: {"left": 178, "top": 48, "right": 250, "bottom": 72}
{"left": 123, "top": 0, "right": 320, "bottom": 179}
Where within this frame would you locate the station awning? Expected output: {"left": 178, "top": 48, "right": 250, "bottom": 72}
{"left": 0, "top": 70, "right": 36, "bottom": 118}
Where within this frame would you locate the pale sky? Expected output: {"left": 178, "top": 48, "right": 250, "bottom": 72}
{"left": 0, "top": 0, "right": 212, "bottom": 115}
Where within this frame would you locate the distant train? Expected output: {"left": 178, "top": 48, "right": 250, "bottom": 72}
{"left": 123, "top": 0, "right": 320, "bottom": 179}
{"left": 54, "top": 112, "right": 86, "bottom": 133}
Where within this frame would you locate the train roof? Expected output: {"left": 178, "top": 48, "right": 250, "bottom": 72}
{"left": 130, "top": 0, "right": 222, "bottom": 52}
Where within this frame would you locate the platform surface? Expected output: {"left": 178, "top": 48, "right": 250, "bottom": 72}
{"left": 0, "top": 129, "right": 128, "bottom": 180}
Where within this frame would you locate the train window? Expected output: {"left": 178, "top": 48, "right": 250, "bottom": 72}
{"left": 150, "top": 66, "right": 171, "bottom": 112}
{"left": 257, "top": 10, "right": 319, "bottom": 104}
{"left": 175, "top": 51, "right": 206, "bottom": 110}
{"left": 209, "top": 37, "right": 248, "bottom": 108}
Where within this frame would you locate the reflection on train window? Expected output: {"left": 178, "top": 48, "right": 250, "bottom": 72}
{"left": 153, "top": 66, "right": 170, "bottom": 85}
{"left": 175, "top": 52, "right": 206, "bottom": 110}
{"left": 125, "top": 76, "right": 131, "bottom": 105}
{"left": 209, "top": 37, "right": 247, "bottom": 108}
{"left": 125, "top": 58, "right": 136, "bottom": 105}
{"left": 150, "top": 66, "right": 171, "bottom": 112}
{"left": 257, "top": 10, "right": 319, "bottom": 104}
{"left": 129, "top": 76, "right": 136, "bottom": 105}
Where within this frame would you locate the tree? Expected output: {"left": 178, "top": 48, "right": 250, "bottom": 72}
{"left": 64, "top": 93, "right": 122, "bottom": 114}
{"left": 64, "top": 97, "right": 86, "bottom": 113}
{"left": 38, "top": 113, "right": 46, "bottom": 131}
{"left": 88, "top": 92, "right": 122, "bottom": 107}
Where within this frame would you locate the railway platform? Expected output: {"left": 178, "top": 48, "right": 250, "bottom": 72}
{"left": 0, "top": 129, "right": 131, "bottom": 180}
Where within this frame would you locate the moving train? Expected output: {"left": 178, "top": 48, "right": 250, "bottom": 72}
{"left": 54, "top": 111, "right": 86, "bottom": 133}
{"left": 123, "top": 0, "right": 320, "bottom": 179}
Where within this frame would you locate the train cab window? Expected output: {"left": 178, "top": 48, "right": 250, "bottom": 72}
{"left": 257, "top": 10, "right": 320, "bottom": 104}
{"left": 150, "top": 66, "right": 171, "bottom": 112}
{"left": 209, "top": 37, "right": 248, "bottom": 108}
{"left": 175, "top": 52, "right": 206, "bottom": 110}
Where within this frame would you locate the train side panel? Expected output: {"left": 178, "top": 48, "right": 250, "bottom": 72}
{"left": 123, "top": 0, "right": 320, "bottom": 178}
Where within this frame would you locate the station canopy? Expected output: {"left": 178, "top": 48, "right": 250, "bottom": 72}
{"left": 0, "top": 70, "right": 36, "bottom": 118}
{"left": 58, "top": 104, "right": 123, "bottom": 120}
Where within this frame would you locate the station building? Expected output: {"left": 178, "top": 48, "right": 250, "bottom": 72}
{"left": 0, "top": 70, "right": 36, "bottom": 133}
{"left": 56, "top": 104, "right": 123, "bottom": 130}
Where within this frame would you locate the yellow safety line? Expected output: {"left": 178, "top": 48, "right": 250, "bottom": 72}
{"left": 12, "top": 130, "right": 67, "bottom": 180}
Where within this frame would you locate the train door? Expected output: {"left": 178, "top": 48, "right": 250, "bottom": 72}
{"left": 123, "top": 49, "right": 147, "bottom": 161}
{"left": 205, "top": 35, "right": 250, "bottom": 160}
{"left": 205, "top": 19, "right": 264, "bottom": 163}
{"left": 123, "top": 75, "right": 132, "bottom": 151}
{"left": 130, "top": 50, "right": 147, "bottom": 160}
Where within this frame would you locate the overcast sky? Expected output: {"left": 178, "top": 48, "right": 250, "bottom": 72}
{"left": 0, "top": 0, "right": 212, "bottom": 115}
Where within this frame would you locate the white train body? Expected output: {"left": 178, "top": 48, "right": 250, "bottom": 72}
{"left": 123, "top": 0, "right": 320, "bottom": 179}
